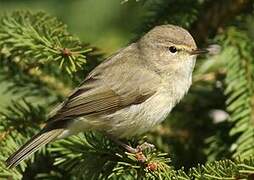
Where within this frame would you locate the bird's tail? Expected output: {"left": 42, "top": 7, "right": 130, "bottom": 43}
{"left": 6, "top": 128, "right": 64, "bottom": 168}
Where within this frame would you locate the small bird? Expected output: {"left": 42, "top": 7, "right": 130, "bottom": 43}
{"left": 6, "top": 25, "right": 209, "bottom": 168}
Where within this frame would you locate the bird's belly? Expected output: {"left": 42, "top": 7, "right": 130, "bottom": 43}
{"left": 61, "top": 91, "right": 174, "bottom": 139}
{"left": 100, "top": 91, "right": 173, "bottom": 138}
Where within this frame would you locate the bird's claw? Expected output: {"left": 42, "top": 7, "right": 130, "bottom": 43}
{"left": 136, "top": 142, "right": 155, "bottom": 152}
{"left": 133, "top": 142, "right": 155, "bottom": 163}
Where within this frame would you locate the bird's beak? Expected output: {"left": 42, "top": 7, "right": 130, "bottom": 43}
{"left": 190, "top": 48, "right": 209, "bottom": 55}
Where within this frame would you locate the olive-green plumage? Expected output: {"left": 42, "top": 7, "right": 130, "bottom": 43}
{"left": 6, "top": 25, "right": 208, "bottom": 168}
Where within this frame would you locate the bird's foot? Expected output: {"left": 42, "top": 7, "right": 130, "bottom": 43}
{"left": 123, "top": 142, "right": 155, "bottom": 153}
{"left": 123, "top": 142, "right": 155, "bottom": 163}
{"left": 106, "top": 135, "right": 155, "bottom": 163}
{"left": 136, "top": 142, "right": 155, "bottom": 152}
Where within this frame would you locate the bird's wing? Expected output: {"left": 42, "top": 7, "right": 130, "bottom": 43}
{"left": 48, "top": 45, "right": 160, "bottom": 122}
{"left": 48, "top": 75, "right": 156, "bottom": 122}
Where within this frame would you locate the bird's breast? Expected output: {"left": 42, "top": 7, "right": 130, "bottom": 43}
{"left": 101, "top": 88, "right": 174, "bottom": 138}
{"left": 64, "top": 75, "right": 192, "bottom": 139}
{"left": 63, "top": 81, "right": 192, "bottom": 139}
{"left": 100, "top": 73, "right": 193, "bottom": 138}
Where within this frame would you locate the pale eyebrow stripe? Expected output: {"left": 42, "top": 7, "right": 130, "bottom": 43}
{"left": 155, "top": 42, "right": 194, "bottom": 52}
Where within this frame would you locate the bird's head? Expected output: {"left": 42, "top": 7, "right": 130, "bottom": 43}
{"left": 138, "top": 25, "right": 208, "bottom": 76}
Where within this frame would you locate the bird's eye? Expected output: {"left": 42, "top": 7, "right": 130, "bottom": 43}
{"left": 168, "top": 46, "right": 177, "bottom": 54}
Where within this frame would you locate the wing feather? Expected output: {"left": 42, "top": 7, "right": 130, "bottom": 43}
{"left": 48, "top": 43, "right": 160, "bottom": 122}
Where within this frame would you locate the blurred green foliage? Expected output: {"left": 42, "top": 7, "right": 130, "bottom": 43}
{"left": 0, "top": 0, "right": 145, "bottom": 52}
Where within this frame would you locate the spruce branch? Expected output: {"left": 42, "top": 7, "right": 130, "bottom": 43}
{"left": 0, "top": 11, "right": 101, "bottom": 101}
{"left": 189, "top": 158, "right": 254, "bottom": 180}
{"left": 0, "top": 98, "right": 46, "bottom": 135}
{"left": 190, "top": 0, "right": 252, "bottom": 44}
{"left": 0, "top": 54, "right": 71, "bottom": 99}
{"left": 0, "top": 99, "right": 47, "bottom": 179}
{"left": 2, "top": 103, "right": 254, "bottom": 180}
{"left": 0, "top": 11, "right": 91, "bottom": 75}
{"left": 49, "top": 133, "right": 172, "bottom": 179}
{"left": 46, "top": 133, "right": 254, "bottom": 180}
{"left": 220, "top": 27, "right": 254, "bottom": 159}
{"left": 1, "top": 4, "right": 254, "bottom": 180}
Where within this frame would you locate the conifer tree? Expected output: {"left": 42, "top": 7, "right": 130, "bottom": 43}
{"left": 1, "top": 1, "right": 254, "bottom": 179}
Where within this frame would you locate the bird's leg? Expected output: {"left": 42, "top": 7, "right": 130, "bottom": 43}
{"left": 107, "top": 135, "right": 139, "bottom": 153}
{"left": 136, "top": 142, "right": 155, "bottom": 152}
{"left": 108, "top": 135, "right": 155, "bottom": 153}
{"left": 106, "top": 135, "right": 155, "bottom": 163}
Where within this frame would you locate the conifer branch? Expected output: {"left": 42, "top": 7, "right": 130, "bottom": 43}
{"left": 0, "top": 99, "right": 47, "bottom": 178}
{"left": 0, "top": 11, "right": 91, "bottom": 75}
{"left": 190, "top": 0, "right": 252, "bottom": 44}
{"left": 0, "top": 11, "right": 98, "bottom": 101}
{"left": 220, "top": 27, "right": 254, "bottom": 159}
{"left": 1, "top": 4, "right": 254, "bottom": 179}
